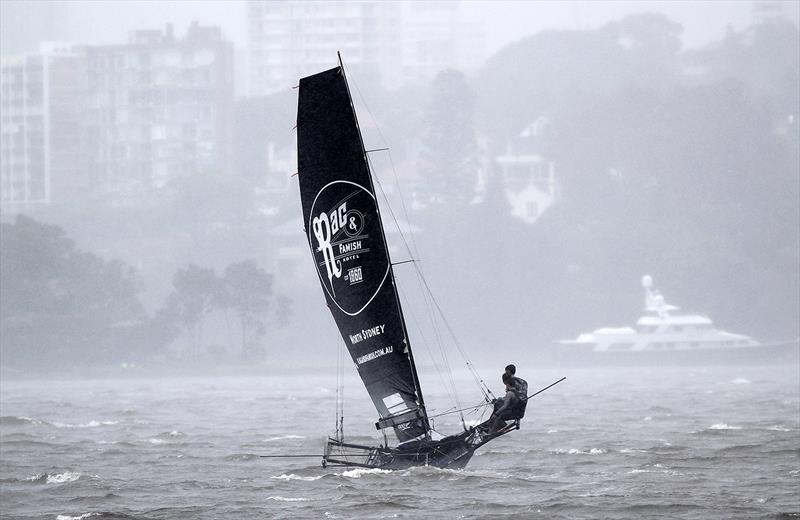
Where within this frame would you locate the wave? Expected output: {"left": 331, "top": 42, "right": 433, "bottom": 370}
{"left": 553, "top": 448, "right": 607, "bottom": 455}
{"left": 144, "top": 431, "right": 187, "bottom": 444}
{"left": 270, "top": 473, "right": 323, "bottom": 481}
{"left": 402, "top": 465, "right": 513, "bottom": 480}
{"left": 55, "top": 514, "right": 144, "bottom": 520}
{"left": 24, "top": 471, "right": 82, "bottom": 484}
{"left": 0, "top": 415, "right": 45, "bottom": 426}
{"left": 97, "top": 440, "right": 136, "bottom": 447}
{"left": 154, "top": 430, "right": 185, "bottom": 438}
{"left": 266, "top": 496, "right": 310, "bottom": 502}
{"left": 767, "top": 425, "right": 793, "bottom": 432}
{"left": 68, "top": 493, "right": 122, "bottom": 503}
{"left": 730, "top": 378, "right": 751, "bottom": 384}
{"left": 708, "top": 423, "right": 742, "bottom": 431}
{"left": 0, "top": 416, "right": 120, "bottom": 429}
{"left": 339, "top": 467, "right": 392, "bottom": 478}
{"left": 223, "top": 453, "right": 260, "bottom": 461}
{"left": 52, "top": 420, "right": 120, "bottom": 429}
{"left": 263, "top": 434, "right": 305, "bottom": 443}
{"left": 627, "top": 464, "right": 684, "bottom": 476}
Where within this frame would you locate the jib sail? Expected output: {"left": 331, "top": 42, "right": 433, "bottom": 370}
{"left": 297, "top": 64, "right": 428, "bottom": 443}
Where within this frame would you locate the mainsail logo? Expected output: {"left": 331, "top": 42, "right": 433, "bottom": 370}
{"left": 312, "top": 203, "right": 347, "bottom": 292}
{"left": 308, "top": 180, "right": 390, "bottom": 316}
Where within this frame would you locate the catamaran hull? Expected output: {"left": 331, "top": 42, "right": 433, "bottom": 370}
{"left": 323, "top": 421, "right": 517, "bottom": 470}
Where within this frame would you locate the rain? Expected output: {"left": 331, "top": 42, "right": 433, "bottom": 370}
{"left": 1, "top": 1, "right": 798, "bottom": 519}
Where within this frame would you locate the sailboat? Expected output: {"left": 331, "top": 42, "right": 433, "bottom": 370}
{"left": 296, "top": 56, "right": 520, "bottom": 470}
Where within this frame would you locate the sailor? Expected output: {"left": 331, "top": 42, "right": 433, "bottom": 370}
{"left": 488, "top": 373, "right": 519, "bottom": 433}
{"left": 505, "top": 364, "right": 529, "bottom": 418}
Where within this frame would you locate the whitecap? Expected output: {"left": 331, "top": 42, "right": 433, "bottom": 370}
{"left": 263, "top": 434, "right": 305, "bottom": 443}
{"left": 340, "top": 467, "right": 392, "bottom": 478}
{"left": 546, "top": 429, "right": 558, "bottom": 434}
{"left": 731, "top": 378, "right": 750, "bottom": 385}
{"left": 56, "top": 514, "right": 99, "bottom": 520}
{"left": 51, "top": 420, "right": 119, "bottom": 429}
{"left": 643, "top": 416, "right": 652, "bottom": 421}
{"left": 554, "top": 448, "right": 607, "bottom": 455}
{"left": 147, "top": 438, "right": 166, "bottom": 445}
{"left": 266, "top": 496, "right": 309, "bottom": 502}
{"left": 709, "top": 423, "right": 742, "bottom": 430}
{"left": 46, "top": 471, "right": 81, "bottom": 484}
{"left": 767, "top": 425, "right": 791, "bottom": 432}
{"left": 271, "top": 474, "right": 322, "bottom": 481}
{"left": 1, "top": 415, "right": 45, "bottom": 426}
{"left": 628, "top": 463, "right": 683, "bottom": 476}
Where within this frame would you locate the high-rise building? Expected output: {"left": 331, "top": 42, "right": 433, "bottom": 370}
{"left": 2, "top": 23, "right": 235, "bottom": 209}
{"left": 398, "top": 1, "right": 485, "bottom": 86}
{"left": 1, "top": 43, "right": 86, "bottom": 209}
{"left": 84, "top": 23, "right": 234, "bottom": 194}
{"left": 246, "top": 0, "right": 485, "bottom": 95}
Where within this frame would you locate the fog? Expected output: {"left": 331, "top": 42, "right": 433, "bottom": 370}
{"left": 1, "top": 0, "right": 798, "bottom": 378}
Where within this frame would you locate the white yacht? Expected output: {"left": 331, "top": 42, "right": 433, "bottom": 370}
{"left": 558, "top": 276, "right": 764, "bottom": 355}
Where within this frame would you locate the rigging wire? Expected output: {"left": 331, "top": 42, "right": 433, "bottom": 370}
{"left": 411, "top": 260, "right": 496, "bottom": 402}
{"left": 368, "top": 154, "right": 466, "bottom": 417}
{"left": 343, "top": 60, "right": 493, "bottom": 405}
{"left": 427, "top": 399, "right": 491, "bottom": 420}
{"left": 335, "top": 335, "right": 346, "bottom": 441}
{"left": 335, "top": 335, "right": 340, "bottom": 439}
{"left": 397, "top": 284, "right": 461, "bottom": 412}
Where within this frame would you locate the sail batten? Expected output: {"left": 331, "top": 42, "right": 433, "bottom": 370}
{"left": 297, "top": 65, "right": 428, "bottom": 443}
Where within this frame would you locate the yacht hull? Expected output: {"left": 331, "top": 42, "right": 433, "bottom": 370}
{"left": 552, "top": 340, "right": 800, "bottom": 366}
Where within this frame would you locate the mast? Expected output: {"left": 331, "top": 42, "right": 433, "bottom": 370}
{"left": 336, "top": 53, "right": 429, "bottom": 432}
{"left": 298, "top": 56, "right": 430, "bottom": 443}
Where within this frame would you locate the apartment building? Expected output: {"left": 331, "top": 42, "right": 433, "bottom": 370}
{"left": 1, "top": 43, "right": 85, "bottom": 208}
{"left": 84, "top": 23, "right": 234, "bottom": 195}
{"left": 247, "top": 0, "right": 484, "bottom": 94}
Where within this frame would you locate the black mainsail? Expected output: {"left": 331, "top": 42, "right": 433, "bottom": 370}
{"left": 297, "top": 64, "right": 428, "bottom": 443}
{"left": 295, "top": 57, "right": 541, "bottom": 470}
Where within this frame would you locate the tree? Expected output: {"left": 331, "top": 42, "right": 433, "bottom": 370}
{"left": 166, "top": 264, "right": 220, "bottom": 355}
{"left": 0, "top": 215, "right": 146, "bottom": 368}
{"left": 219, "top": 260, "right": 274, "bottom": 359}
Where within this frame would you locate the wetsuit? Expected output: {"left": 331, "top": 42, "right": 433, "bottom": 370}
{"left": 510, "top": 376, "right": 528, "bottom": 418}
{"left": 489, "top": 388, "right": 518, "bottom": 433}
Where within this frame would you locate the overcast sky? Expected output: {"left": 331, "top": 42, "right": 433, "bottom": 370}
{"left": 1, "top": 0, "right": 782, "bottom": 57}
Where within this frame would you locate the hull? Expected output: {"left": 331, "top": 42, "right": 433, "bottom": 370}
{"left": 552, "top": 340, "right": 800, "bottom": 367}
{"left": 323, "top": 420, "right": 518, "bottom": 470}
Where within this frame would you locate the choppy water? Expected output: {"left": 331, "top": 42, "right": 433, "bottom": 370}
{"left": 1, "top": 365, "right": 798, "bottom": 519}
